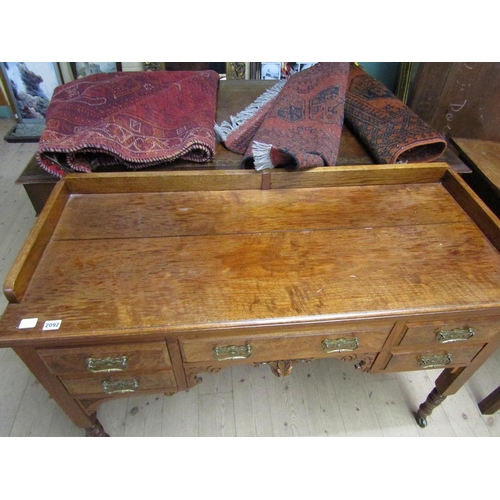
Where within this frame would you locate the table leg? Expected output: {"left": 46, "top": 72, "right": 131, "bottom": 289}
{"left": 416, "top": 339, "right": 500, "bottom": 426}
{"left": 85, "top": 419, "right": 110, "bottom": 437}
{"left": 415, "top": 387, "right": 447, "bottom": 428}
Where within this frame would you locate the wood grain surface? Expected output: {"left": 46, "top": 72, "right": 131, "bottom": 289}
{"left": 2, "top": 168, "right": 500, "bottom": 343}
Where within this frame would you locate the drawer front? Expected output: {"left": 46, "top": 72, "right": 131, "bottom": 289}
{"left": 398, "top": 318, "right": 500, "bottom": 348}
{"left": 180, "top": 326, "right": 390, "bottom": 364}
{"left": 39, "top": 342, "right": 172, "bottom": 375}
{"left": 61, "top": 372, "right": 177, "bottom": 395}
{"left": 384, "top": 344, "right": 484, "bottom": 372}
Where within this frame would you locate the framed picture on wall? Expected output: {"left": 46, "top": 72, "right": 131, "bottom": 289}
{"left": 261, "top": 62, "right": 282, "bottom": 80}
{"left": 70, "top": 62, "right": 122, "bottom": 79}
{"left": 260, "top": 62, "right": 317, "bottom": 80}
{"left": 0, "top": 61, "right": 63, "bottom": 123}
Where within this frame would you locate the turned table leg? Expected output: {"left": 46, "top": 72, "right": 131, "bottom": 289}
{"left": 85, "top": 419, "right": 110, "bottom": 437}
{"left": 416, "top": 387, "right": 447, "bottom": 428}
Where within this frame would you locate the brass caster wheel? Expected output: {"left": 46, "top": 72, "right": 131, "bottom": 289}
{"left": 416, "top": 414, "right": 428, "bottom": 428}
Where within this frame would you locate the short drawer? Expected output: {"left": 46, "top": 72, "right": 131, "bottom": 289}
{"left": 38, "top": 342, "right": 171, "bottom": 375}
{"left": 384, "top": 344, "right": 484, "bottom": 372}
{"left": 61, "top": 372, "right": 177, "bottom": 395}
{"left": 397, "top": 318, "right": 499, "bottom": 348}
{"left": 180, "top": 326, "right": 391, "bottom": 364}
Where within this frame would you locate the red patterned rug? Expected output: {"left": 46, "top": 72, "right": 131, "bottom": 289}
{"left": 216, "top": 62, "right": 350, "bottom": 170}
{"left": 216, "top": 63, "right": 447, "bottom": 169}
{"left": 344, "top": 64, "right": 447, "bottom": 163}
{"left": 36, "top": 70, "right": 220, "bottom": 178}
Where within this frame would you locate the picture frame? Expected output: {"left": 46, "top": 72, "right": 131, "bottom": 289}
{"left": 0, "top": 62, "right": 63, "bottom": 123}
{"left": 395, "top": 62, "right": 415, "bottom": 104}
{"left": 260, "top": 62, "right": 317, "bottom": 80}
{"left": 70, "top": 62, "right": 122, "bottom": 79}
{"left": 225, "top": 62, "right": 247, "bottom": 80}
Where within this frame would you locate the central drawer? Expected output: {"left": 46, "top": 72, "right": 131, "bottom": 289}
{"left": 180, "top": 324, "right": 392, "bottom": 364}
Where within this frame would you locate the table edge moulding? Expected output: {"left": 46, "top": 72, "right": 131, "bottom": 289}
{"left": 1, "top": 163, "right": 500, "bottom": 436}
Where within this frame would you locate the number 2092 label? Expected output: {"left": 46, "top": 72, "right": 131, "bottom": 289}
{"left": 43, "top": 320, "right": 62, "bottom": 331}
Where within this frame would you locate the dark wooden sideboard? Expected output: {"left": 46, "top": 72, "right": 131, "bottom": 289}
{"left": 16, "top": 80, "right": 470, "bottom": 215}
{"left": 1, "top": 163, "right": 500, "bottom": 436}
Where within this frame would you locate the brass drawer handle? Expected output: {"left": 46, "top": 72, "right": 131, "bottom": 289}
{"left": 436, "top": 327, "right": 474, "bottom": 344}
{"left": 102, "top": 379, "right": 139, "bottom": 394}
{"left": 213, "top": 344, "right": 253, "bottom": 361}
{"left": 86, "top": 356, "right": 129, "bottom": 373}
{"left": 419, "top": 354, "right": 452, "bottom": 369}
{"left": 322, "top": 337, "right": 359, "bottom": 353}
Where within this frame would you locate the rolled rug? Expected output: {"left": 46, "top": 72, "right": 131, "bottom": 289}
{"left": 36, "top": 70, "right": 220, "bottom": 178}
{"left": 217, "top": 62, "right": 349, "bottom": 171}
{"left": 344, "top": 64, "right": 447, "bottom": 164}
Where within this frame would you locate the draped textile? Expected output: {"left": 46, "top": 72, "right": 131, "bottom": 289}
{"left": 37, "top": 70, "right": 220, "bottom": 178}
{"left": 216, "top": 62, "right": 350, "bottom": 171}
{"left": 216, "top": 63, "right": 446, "bottom": 169}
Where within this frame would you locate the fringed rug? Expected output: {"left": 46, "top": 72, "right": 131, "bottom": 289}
{"left": 216, "top": 62, "right": 350, "bottom": 171}
{"left": 36, "top": 70, "right": 220, "bottom": 178}
{"left": 216, "top": 63, "right": 447, "bottom": 169}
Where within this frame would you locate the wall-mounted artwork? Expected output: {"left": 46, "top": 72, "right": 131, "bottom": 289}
{"left": 71, "top": 62, "right": 122, "bottom": 79}
{"left": 0, "top": 62, "right": 63, "bottom": 122}
{"left": 261, "top": 62, "right": 317, "bottom": 80}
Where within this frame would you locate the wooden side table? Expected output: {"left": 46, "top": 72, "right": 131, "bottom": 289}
{"left": 451, "top": 137, "right": 500, "bottom": 416}
{"left": 451, "top": 137, "right": 500, "bottom": 218}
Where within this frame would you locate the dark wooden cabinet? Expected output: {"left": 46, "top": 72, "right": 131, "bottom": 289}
{"left": 16, "top": 80, "right": 469, "bottom": 215}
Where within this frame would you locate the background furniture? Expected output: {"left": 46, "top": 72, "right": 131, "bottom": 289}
{"left": 408, "top": 62, "right": 500, "bottom": 142}
{"left": 16, "top": 80, "right": 469, "bottom": 215}
{"left": 478, "top": 386, "right": 500, "bottom": 414}
{"left": 451, "top": 137, "right": 500, "bottom": 219}
{"left": 449, "top": 137, "right": 500, "bottom": 416}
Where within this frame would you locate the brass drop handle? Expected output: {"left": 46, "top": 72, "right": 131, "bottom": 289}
{"left": 86, "top": 356, "right": 128, "bottom": 373}
{"left": 102, "top": 379, "right": 139, "bottom": 394}
{"left": 213, "top": 344, "right": 253, "bottom": 361}
{"left": 322, "top": 337, "right": 359, "bottom": 353}
{"left": 436, "top": 327, "right": 474, "bottom": 344}
{"left": 419, "top": 354, "right": 452, "bottom": 369}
